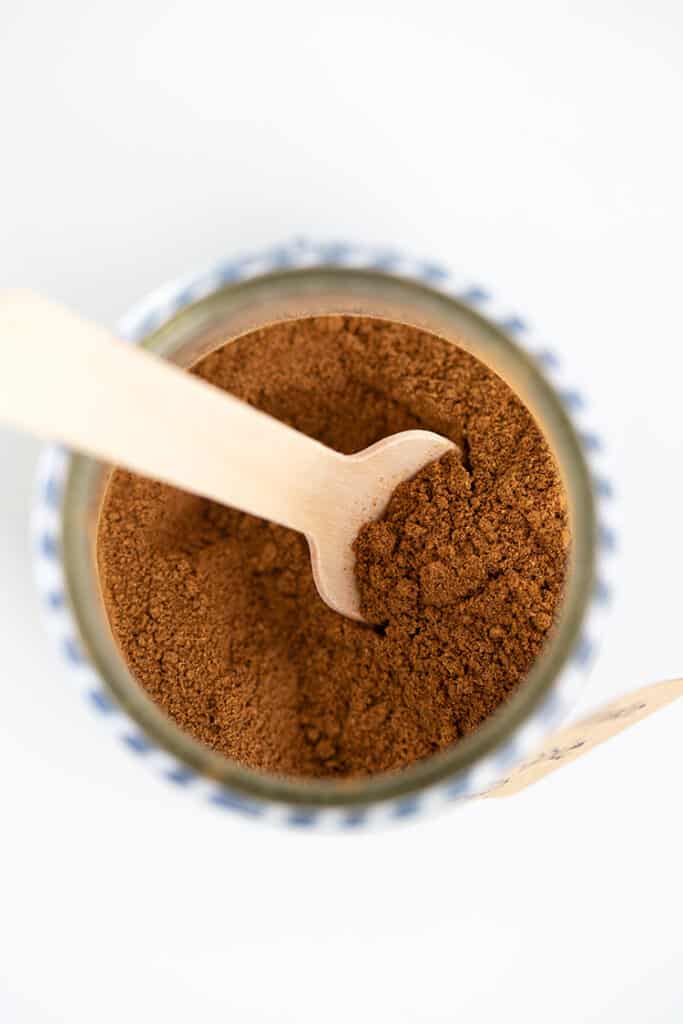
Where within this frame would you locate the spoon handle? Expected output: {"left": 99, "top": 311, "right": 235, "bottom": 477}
{"left": 0, "top": 290, "right": 341, "bottom": 532}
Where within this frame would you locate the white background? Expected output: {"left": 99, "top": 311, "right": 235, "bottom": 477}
{"left": 2, "top": 1, "right": 683, "bottom": 1021}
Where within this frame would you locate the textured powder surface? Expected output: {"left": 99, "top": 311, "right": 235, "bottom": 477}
{"left": 97, "top": 316, "right": 569, "bottom": 778}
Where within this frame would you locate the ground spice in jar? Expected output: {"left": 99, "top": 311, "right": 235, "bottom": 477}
{"left": 97, "top": 316, "right": 569, "bottom": 778}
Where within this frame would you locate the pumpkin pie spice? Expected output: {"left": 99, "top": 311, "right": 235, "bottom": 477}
{"left": 97, "top": 317, "right": 568, "bottom": 778}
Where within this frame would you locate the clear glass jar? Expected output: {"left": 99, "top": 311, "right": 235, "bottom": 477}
{"left": 35, "top": 244, "right": 603, "bottom": 827}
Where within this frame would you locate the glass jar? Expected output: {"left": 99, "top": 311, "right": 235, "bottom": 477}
{"left": 32, "top": 241, "right": 611, "bottom": 828}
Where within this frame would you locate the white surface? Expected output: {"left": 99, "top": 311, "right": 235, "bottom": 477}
{"left": 1, "top": 1, "right": 682, "bottom": 1021}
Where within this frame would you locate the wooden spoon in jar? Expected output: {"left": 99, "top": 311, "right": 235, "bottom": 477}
{"left": 0, "top": 290, "right": 454, "bottom": 621}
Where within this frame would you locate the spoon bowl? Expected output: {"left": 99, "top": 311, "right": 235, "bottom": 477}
{"left": 307, "top": 430, "right": 454, "bottom": 619}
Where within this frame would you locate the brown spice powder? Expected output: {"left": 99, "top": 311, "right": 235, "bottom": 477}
{"left": 97, "top": 316, "right": 569, "bottom": 778}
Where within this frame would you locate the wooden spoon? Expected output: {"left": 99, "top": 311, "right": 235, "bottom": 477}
{"left": 0, "top": 290, "right": 454, "bottom": 620}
